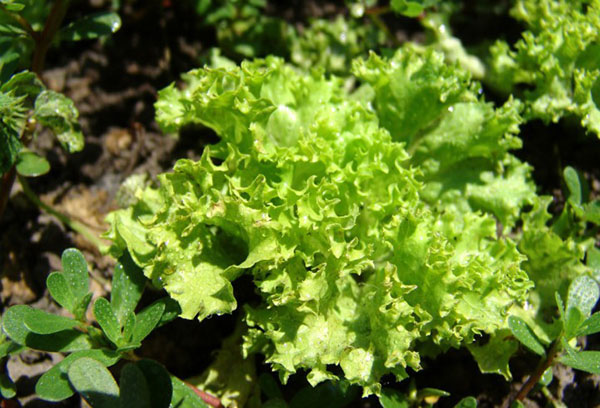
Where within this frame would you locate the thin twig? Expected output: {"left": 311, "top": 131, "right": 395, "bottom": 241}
{"left": 513, "top": 339, "right": 562, "bottom": 402}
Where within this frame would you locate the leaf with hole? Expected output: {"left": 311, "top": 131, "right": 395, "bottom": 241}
{"left": 508, "top": 315, "right": 545, "bottom": 356}
{"left": 60, "top": 11, "right": 122, "bottom": 42}
{"left": 68, "top": 357, "right": 120, "bottom": 408}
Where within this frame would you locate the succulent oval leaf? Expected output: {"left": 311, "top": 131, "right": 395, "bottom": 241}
{"left": 567, "top": 275, "right": 600, "bottom": 318}
{"left": 559, "top": 350, "right": 600, "bottom": 375}
{"left": 508, "top": 315, "right": 545, "bottom": 356}
{"left": 61, "top": 248, "right": 89, "bottom": 302}
{"left": 47, "top": 271, "right": 75, "bottom": 312}
{"left": 60, "top": 11, "right": 122, "bottom": 42}
{"left": 15, "top": 150, "right": 49, "bottom": 177}
{"left": 93, "top": 297, "right": 123, "bottom": 347}
{"left": 36, "top": 350, "right": 120, "bottom": 402}
{"left": 22, "top": 308, "right": 78, "bottom": 334}
{"left": 110, "top": 252, "right": 146, "bottom": 326}
{"left": 131, "top": 299, "right": 166, "bottom": 344}
{"left": 67, "top": 357, "right": 120, "bottom": 408}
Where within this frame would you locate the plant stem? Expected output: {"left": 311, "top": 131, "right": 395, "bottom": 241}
{"left": 514, "top": 338, "right": 562, "bottom": 402}
{"left": 18, "top": 175, "right": 109, "bottom": 252}
{"left": 31, "top": 0, "right": 71, "bottom": 75}
{"left": 368, "top": 13, "right": 401, "bottom": 47}
{"left": 0, "top": 167, "right": 17, "bottom": 222}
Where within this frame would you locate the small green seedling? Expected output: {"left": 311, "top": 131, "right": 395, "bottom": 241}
{"left": 0, "top": 248, "right": 212, "bottom": 408}
{"left": 508, "top": 274, "right": 600, "bottom": 402}
{"left": 0, "top": 0, "right": 121, "bottom": 224}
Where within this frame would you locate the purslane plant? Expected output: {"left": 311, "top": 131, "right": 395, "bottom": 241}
{"left": 0, "top": 248, "right": 212, "bottom": 407}
{"left": 102, "top": 47, "right": 579, "bottom": 396}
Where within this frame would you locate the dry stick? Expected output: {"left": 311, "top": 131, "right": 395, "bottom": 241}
{"left": 513, "top": 339, "right": 562, "bottom": 403}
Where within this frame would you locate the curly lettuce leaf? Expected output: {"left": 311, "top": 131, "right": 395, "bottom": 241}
{"left": 290, "top": 16, "right": 386, "bottom": 76}
{"left": 107, "top": 56, "right": 532, "bottom": 394}
{"left": 354, "top": 48, "right": 536, "bottom": 228}
{"left": 488, "top": 0, "right": 600, "bottom": 136}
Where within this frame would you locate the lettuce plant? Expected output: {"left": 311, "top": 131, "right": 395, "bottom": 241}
{"left": 103, "top": 46, "right": 584, "bottom": 397}
{"left": 488, "top": 0, "right": 600, "bottom": 135}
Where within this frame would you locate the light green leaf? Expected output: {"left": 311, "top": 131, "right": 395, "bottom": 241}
{"left": 23, "top": 308, "right": 78, "bottom": 334}
{"left": 567, "top": 275, "right": 600, "bottom": 318}
{"left": 171, "top": 376, "right": 211, "bottom": 408}
{"left": 564, "top": 167, "right": 583, "bottom": 206}
{"left": 60, "top": 11, "right": 121, "bottom": 42}
{"left": 576, "top": 312, "right": 600, "bottom": 337}
{"left": 73, "top": 292, "right": 93, "bottom": 322}
{"left": 36, "top": 350, "right": 120, "bottom": 402}
{"left": 390, "top": 0, "right": 439, "bottom": 17}
{"left": 47, "top": 271, "right": 75, "bottom": 312}
{"left": 34, "top": 90, "right": 84, "bottom": 153}
{"left": 539, "top": 367, "right": 553, "bottom": 386}
{"left": 454, "top": 397, "right": 477, "bottom": 408}
{"left": 61, "top": 248, "right": 89, "bottom": 302}
{"left": 68, "top": 357, "right": 120, "bottom": 408}
{"left": 379, "top": 388, "right": 409, "bottom": 408}
{"left": 467, "top": 330, "right": 519, "bottom": 380}
{"left": 0, "top": 371, "right": 16, "bottom": 399}
{"left": 508, "top": 315, "right": 545, "bottom": 356}
{"left": 559, "top": 350, "right": 600, "bottom": 374}
{"left": 0, "top": 1, "right": 25, "bottom": 11}
{"left": 130, "top": 299, "right": 165, "bottom": 344}
{"left": 2, "top": 305, "right": 92, "bottom": 352}
{"left": 15, "top": 150, "right": 49, "bottom": 177}
{"left": 94, "top": 297, "right": 123, "bottom": 347}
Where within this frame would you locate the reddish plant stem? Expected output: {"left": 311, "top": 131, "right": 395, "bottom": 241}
{"left": 31, "top": 0, "right": 70, "bottom": 75}
{"left": 0, "top": 167, "right": 16, "bottom": 221}
{"left": 514, "top": 339, "right": 561, "bottom": 402}
{"left": 185, "top": 381, "right": 222, "bottom": 408}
